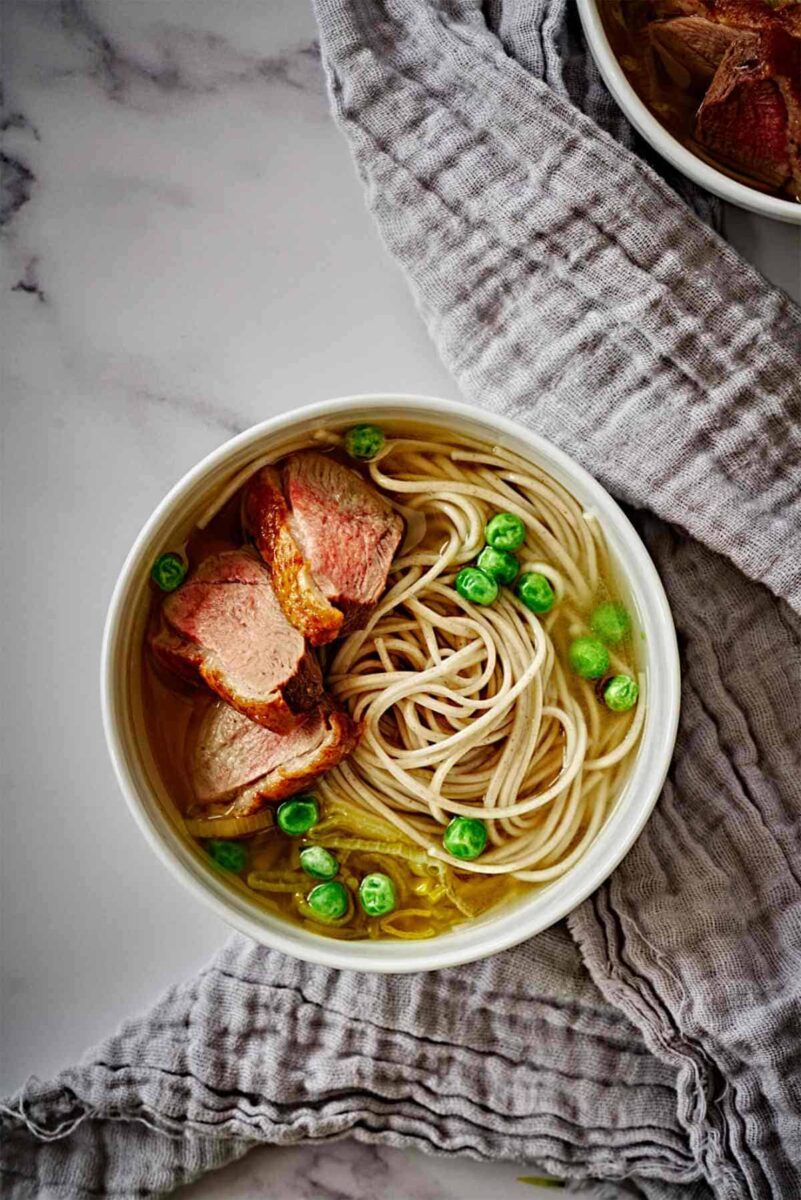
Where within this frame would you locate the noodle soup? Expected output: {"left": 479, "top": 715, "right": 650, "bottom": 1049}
{"left": 142, "top": 422, "right": 645, "bottom": 941}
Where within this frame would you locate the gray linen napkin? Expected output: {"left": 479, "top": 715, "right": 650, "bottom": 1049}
{"left": 3, "top": 3, "right": 800, "bottom": 1198}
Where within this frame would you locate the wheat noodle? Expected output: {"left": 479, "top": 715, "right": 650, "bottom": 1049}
{"left": 310, "top": 428, "right": 645, "bottom": 885}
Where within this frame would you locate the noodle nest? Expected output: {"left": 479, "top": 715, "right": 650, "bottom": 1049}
{"left": 311, "top": 430, "right": 645, "bottom": 886}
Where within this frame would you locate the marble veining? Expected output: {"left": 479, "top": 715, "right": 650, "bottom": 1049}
{"left": 1, "top": 145, "right": 35, "bottom": 226}
{"left": 8, "top": 245, "right": 44, "bottom": 300}
{"left": 133, "top": 384, "right": 249, "bottom": 437}
{"left": 3, "top": 0, "right": 325, "bottom": 324}
{"left": 59, "top": 0, "right": 322, "bottom": 104}
{"left": 1, "top": 2, "right": 798, "bottom": 1199}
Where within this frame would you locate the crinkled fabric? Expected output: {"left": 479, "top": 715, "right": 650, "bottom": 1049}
{"left": 3, "top": 3, "right": 800, "bottom": 1198}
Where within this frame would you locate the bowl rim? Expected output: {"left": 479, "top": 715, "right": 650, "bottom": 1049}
{"left": 101, "top": 393, "right": 681, "bottom": 973}
{"left": 576, "top": 0, "right": 801, "bottom": 226}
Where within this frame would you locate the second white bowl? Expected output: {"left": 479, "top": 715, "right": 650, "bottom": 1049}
{"left": 577, "top": 0, "right": 801, "bottom": 225}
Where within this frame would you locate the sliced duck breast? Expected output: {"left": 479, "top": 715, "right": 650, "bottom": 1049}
{"left": 244, "top": 451, "right": 404, "bottom": 645}
{"left": 192, "top": 700, "right": 360, "bottom": 816}
{"left": 151, "top": 548, "right": 322, "bottom": 733}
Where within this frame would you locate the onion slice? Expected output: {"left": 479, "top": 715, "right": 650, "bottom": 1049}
{"left": 185, "top": 810, "right": 274, "bottom": 840}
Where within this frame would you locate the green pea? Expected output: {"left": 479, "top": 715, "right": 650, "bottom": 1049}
{"left": 485, "top": 512, "right": 526, "bottom": 552}
{"left": 151, "top": 552, "right": 187, "bottom": 592}
{"left": 443, "top": 816, "right": 488, "bottom": 860}
{"left": 345, "top": 424, "right": 385, "bottom": 461}
{"left": 454, "top": 566, "right": 499, "bottom": 606}
{"left": 517, "top": 571, "right": 555, "bottom": 614}
{"left": 477, "top": 545, "right": 519, "bottom": 586}
{"left": 299, "top": 845, "right": 338, "bottom": 881}
{"left": 358, "top": 872, "right": 397, "bottom": 916}
{"left": 568, "top": 636, "right": 610, "bottom": 679}
{"left": 603, "top": 674, "right": 639, "bottom": 712}
{"left": 206, "top": 839, "right": 247, "bottom": 873}
{"left": 306, "top": 880, "right": 349, "bottom": 922}
{"left": 590, "top": 601, "right": 631, "bottom": 646}
{"left": 276, "top": 795, "right": 319, "bottom": 836}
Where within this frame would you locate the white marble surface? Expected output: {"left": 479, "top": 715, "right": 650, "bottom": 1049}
{"left": 1, "top": 2, "right": 799, "bottom": 1198}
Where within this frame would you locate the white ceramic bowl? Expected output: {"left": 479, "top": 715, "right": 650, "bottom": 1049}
{"left": 577, "top": 0, "right": 801, "bottom": 225}
{"left": 102, "top": 395, "right": 680, "bottom": 973}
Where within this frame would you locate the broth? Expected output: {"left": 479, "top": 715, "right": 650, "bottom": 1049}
{"left": 142, "top": 421, "right": 645, "bottom": 941}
